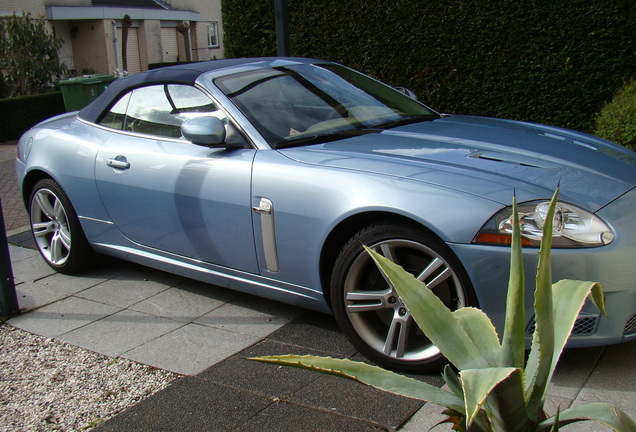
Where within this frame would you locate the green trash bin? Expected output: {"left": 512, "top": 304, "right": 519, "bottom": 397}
{"left": 59, "top": 74, "right": 117, "bottom": 111}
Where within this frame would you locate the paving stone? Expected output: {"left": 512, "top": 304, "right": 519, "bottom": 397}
{"left": 131, "top": 283, "right": 236, "bottom": 323}
{"left": 8, "top": 296, "right": 121, "bottom": 338}
{"left": 123, "top": 323, "right": 260, "bottom": 375}
{"left": 7, "top": 244, "right": 37, "bottom": 262}
{"left": 198, "top": 340, "right": 327, "bottom": 397}
{"left": 548, "top": 345, "right": 605, "bottom": 399}
{"left": 543, "top": 394, "right": 575, "bottom": 417}
{"left": 95, "top": 377, "right": 273, "bottom": 432}
{"left": 6, "top": 230, "right": 34, "bottom": 249}
{"left": 572, "top": 341, "right": 636, "bottom": 418}
{"left": 195, "top": 294, "right": 302, "bottom": 337}
{"left": 268, "top": 310, "right": 358, "bottom": 358}
{"left": 12, "top": 280, "right": 73, "bottom": 312}
{"left": 237, "top": 400, "right": 387, "bottom": 432}
{"left": 10, "top": 254, "right": 58, "bottom": 284}
{"left": 398, "top": 398, "right": 448, "bottom": 432}
{"left": 289, "top": 372, "right": 424, "bottom": 429}
{"left": 76, "top": 275, "right": 173, "bottom": 309}
{"left": 58, "top": 309, "right": 183, "bottom": 357}
{"left": 33, "top": 271, "right": 114, "bottom": 295}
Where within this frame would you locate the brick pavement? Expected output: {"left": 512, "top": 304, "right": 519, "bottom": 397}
{"left": 0, "top": 141, "right": 29, "bottom": 232}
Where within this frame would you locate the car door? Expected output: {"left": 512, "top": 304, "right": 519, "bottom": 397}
{"left": 94, "top": 83, "right": 259, "bottom": 273}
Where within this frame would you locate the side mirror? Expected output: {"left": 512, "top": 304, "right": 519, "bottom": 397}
{"left": 394, "top": 87, "right": 418, "bottom": 100}
{"left": 181, "top": 116, "right": 227, "bottom": 146}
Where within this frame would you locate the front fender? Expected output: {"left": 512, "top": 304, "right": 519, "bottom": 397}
{"left": 251, "top": 149, "right": 502, "bottom": 294}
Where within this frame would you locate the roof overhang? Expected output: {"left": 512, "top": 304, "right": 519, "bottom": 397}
{"left": 46, "top": 6, "right": 200, "bottom": 22}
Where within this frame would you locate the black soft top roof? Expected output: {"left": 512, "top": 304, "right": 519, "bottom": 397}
{"left": 78, "top": 57, "right": 321, "bottom": 123}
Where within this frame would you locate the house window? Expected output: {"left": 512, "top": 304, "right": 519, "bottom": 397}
{"left": 207, "top": 22, "right": 219, "bottom": 48}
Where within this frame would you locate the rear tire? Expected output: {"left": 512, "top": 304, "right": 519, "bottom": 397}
{"left": 330, "top": 221, "right": 476, "bottom": 373}
{"left": 29, "top": 178, "right": 94, "bottom": 274}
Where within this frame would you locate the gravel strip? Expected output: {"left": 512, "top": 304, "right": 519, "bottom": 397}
{"left": 0, "top": 323, "right": 180, "bottom": 431}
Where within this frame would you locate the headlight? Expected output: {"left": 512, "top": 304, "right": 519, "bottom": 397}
{"left": 473, "top": 200, "right": 615, "bottom": 248}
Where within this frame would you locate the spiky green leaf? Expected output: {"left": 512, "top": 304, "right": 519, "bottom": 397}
{"left": 525, "top": 278, "right": 605, "bottom": 417}
{"left": 549, "top": 409, "right": 561, "bottom": 432}
{"left": 550, "top": 280, "right": 604, "bottom": 373}
{"left": 587, "top": 282, "right": 608, "bottom": 317}
{"left": 454, "top": 307, "right": 501, "bottom": 366}
{"left": 525, "top": 189, "right": 559, "bottom": 419}
{"left": 442, "top": 364, "right": 494, "bottom": 432}
{"left": 485, "top": 369, "right": 534, "bottom": 432}
{"left": 500, "top": 195, "right": 527, "bottom": 369}
{"left": 461, "top": 367, "right": 517, "bottom": 428}
{"left": 537, "top": 403, "right": 636, "bottom": 432}
{"left": 250, "top": 355, "right": 464, "bottom": 411}
{"left": 443, "top": 364, "right": 464, "bottom": 399}
{"left": 364, "top": 246, "right": 489, "bottom": 371}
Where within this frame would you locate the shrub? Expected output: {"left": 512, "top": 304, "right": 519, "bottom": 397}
{"left": 594, "top": 80, "right": 636, "bottom": 151}
{"left": 0, "top": 13, "right": 66, "bottom": 97}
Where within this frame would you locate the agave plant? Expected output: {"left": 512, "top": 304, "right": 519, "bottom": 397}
{"left": 251, "top": 189, "right": 636, "bottom": 431}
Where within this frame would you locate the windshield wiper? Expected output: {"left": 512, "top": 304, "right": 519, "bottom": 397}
{"left": 370, "top": 114, "right": 438, "bottom": 130}
{"left": 275, "top": 128, "right": 382, "bottom": 149}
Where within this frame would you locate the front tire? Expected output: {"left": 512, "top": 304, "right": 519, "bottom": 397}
{"left": 29, "top": 178, "right": 94, "bottom": 274}
{"left": 330, "top": 221, "right": 476, "bottom": 373}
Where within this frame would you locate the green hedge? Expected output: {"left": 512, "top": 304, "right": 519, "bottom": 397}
{"left": 0, "top": 92, "right": 65, "bottom": 141}
{"left": 222, "top": 0, "right": 636, "bottom": 132}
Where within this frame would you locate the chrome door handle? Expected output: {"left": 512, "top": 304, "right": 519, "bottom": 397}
{"left": 107, "top": 156, "right": 130, "bottom": 170}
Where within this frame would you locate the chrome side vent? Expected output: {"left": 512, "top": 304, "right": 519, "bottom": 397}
{"left": 253, "top": 198, "right": 279, "bottom": 272}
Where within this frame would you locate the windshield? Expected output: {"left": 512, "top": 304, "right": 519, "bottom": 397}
{"left": 214, "top": 63, "right": 439, "bottom": 148}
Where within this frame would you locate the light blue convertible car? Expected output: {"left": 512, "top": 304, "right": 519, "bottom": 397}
{"left": 16, "top": 58, "right": 636, "bottom": 372}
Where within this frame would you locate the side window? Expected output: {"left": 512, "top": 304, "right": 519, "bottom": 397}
{"left": 167, "top": 85, "right": 218, "bottom": 115}
{"left": 125, "top": 85, "right": 182, "bottom": 137}
{"left": 99, "top": 93, "right": 131, "bottom": 130}
{"left": 99, "top": 84, "right": 240, "bottom": 142}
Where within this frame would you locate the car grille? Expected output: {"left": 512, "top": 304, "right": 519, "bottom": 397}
{"left": 624, "top": 314, "right": 636, "bottom": 335}
{"left": 571, "top": 316, "right": 599, "bottom": 335}
{"left": 526, "top": 313, "right": 599, "bottom": 336}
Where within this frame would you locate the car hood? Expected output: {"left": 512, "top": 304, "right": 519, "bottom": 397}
{"left": 279, "top": 115, "right": 636, "bottom": 211}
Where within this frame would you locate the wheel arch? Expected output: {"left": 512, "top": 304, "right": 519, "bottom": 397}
{"left": 21, "top": 169, "right": 55, "bottom": 208}
{"left": 319, "top": 211, "right": 445, "bottom": 309}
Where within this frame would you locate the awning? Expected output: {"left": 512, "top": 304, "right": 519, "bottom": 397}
{"left": 46, "top": 6, "right": 200, "bottom": 22}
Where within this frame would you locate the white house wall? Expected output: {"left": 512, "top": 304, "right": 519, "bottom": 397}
{"left": 171, "top": 0, "right": 224, "bottom": 60}
{"left": 1, "top": 0, "right": 225, "bottom": 76}
{"left": 142, "top": 20, "right": 164, "bottom": 65}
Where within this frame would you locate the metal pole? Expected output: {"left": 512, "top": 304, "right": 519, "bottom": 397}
{"left": 274, "top": 0, "right": 290, "bottom": 57}
{"left": 0, "top": 197, "right": 19, "bottom": 318}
